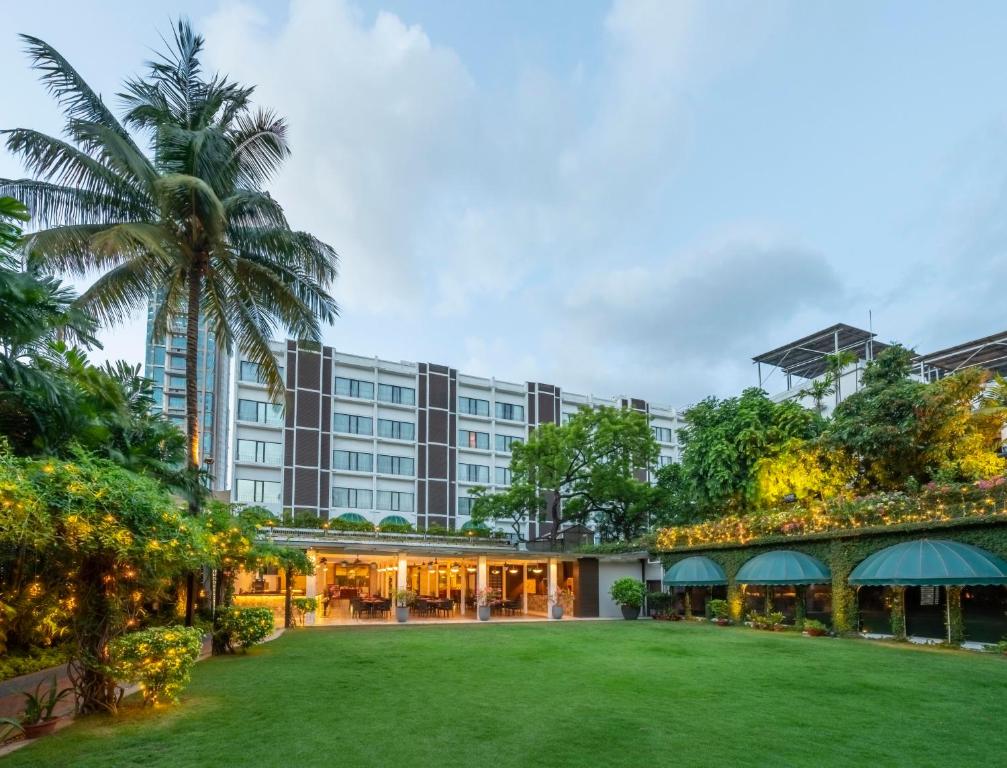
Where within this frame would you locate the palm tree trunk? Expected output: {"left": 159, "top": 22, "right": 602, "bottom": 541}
{"left": 183, "top": 265, "right": 203, "bottom": 627}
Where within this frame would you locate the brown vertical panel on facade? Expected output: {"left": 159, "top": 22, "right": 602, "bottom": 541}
{"left": 448, "top": 369, "right": 457, "bottom": 527}
{"left": 295, "top": 428, "right": 319, "bottom": 468}
{"left": 283, "top": 467, "right": 293, "bottom": 506}
{"left": 573, "top": 558, "right": 600, "bottom": 618}
{"left": 320, "top": 348, "right": 332, "bottom": 514}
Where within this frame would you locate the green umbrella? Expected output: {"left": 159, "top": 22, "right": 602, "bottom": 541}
{"left": 848, "top": 539, "right": 1007, "bottom": 586}
{"left": 663, "top": 556, "right": 727, "bottom": 586}
{"left": 736, "top": 550, "right": 831, "bottom": 585}
{"left": 379, "top": 515, "right": 410, "bottom": 528}
{"left": 336, "top": 512, "right": 368, "bottom": 524}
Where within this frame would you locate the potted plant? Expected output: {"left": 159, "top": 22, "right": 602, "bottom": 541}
{"left": 395, "top": 589, "right": 415, "bottom": 623}
{"left": 550, "top": 588, "right": 572, "bottom": 620}
{"left": 292, "top": 596, "right": 318, "bottom": 626}
{"left": 609, "top": 577, "right": 645, "bottom": 620}
{"left": 708, "top": 599, "right": 731, "bottom": 625}
{"left": 768, "top": 611, "right": 787, "bottom": 631}
{"left": 20, "top": 677, "right": 71, "bottom": 738}
{"left": 803, "top": 618, "right": 828, "bottom": 637}
{"left": 476, "top": 588, "right": 498, "bottom": 621}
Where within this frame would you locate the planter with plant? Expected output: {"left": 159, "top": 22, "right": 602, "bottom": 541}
{"left": 748, "top": 610, "right": 787, "bottom": 631}
{"left": 802, "top": 618, "right": 829, "bottom": 637}
{"left": 609, "top": 578, "right": 645, "bottom": 620}
{"left": 395, "top": 590, "right": 415, "bottom": 623}
{"left": 476, "top": 588, "right": 497, "bottom": 621}
{"left": 708, "top": 599, "right": 731, "bottom": 625}
{"left": 550, "top": 588, "right": 572, "bottom": 619}
{"left": 1, "top": 718, "right": 24, "bottom": 744}
{"left": 292, "top": 597, "right": 318, "bottom": 626}
{"left": 19, "top": 677, "right": 72, "bottom": 738}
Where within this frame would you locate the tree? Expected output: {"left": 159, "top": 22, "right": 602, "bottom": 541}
{"left": 648, "top": 462, "right": 702, "bottom": 528}
{"left": 472, "top": 406, "right": 658, "bottom": 541}
{"left": 0, "top": 450, "right": 204, "bottom": 713}
{"left": 678, "top": 388, "right": 823, "bottom": 516}
{"left": 2, "top": 22, "right": 338, "bottom": 623}
{"left": 1, "top": 24, "right": 337, "bottom": 504}
{"left": 798, "top": 377, "right": 835, "bottom": 416}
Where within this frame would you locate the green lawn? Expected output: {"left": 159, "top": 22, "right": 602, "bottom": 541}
{"left": 7, "top": 622, "right": 1006, "bottom": 767}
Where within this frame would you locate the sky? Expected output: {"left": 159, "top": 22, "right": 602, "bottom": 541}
{"left": 3, "top": 0, "right": 1007, "bottom": 409}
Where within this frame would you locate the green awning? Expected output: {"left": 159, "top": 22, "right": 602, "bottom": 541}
{"left": 663, "top": 556, "right": 727, "bottom": 586}
{"left": 379, "top": 515, "right": 410, "bottom": 528}
{"left": 849, "top": 539, "right": 1007, "bottom": 586}
{"left": 336, "top": 513, "right": 368, "bottom": 524}
{"left": 461, "top": 520, "right": 488, "bottom": 532}
{"left": 736, "top": 550, "right": 831, "bottom": 585}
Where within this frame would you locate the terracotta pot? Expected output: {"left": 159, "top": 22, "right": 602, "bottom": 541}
{"left": 715, "top": 618, "right": 730, "bottom": 626}
{"left": 805, "top": 628, "right": 826, "bottom": 637}
{"left": 23, "top": 718, "right": 59, "bottom": 739}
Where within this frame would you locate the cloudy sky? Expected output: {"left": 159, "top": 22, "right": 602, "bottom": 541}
{"left": 3, "top": 0, "right": 1007, "bottom": 408}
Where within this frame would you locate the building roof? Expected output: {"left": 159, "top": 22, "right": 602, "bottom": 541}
{"left": 752, "top": 323, "right": 886, "bottom": 381}
{"left": 916, "top": 330, "right": 1007, "bottom": 376}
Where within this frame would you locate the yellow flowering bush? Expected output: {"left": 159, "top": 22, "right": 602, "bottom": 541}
{"left": 111, "top": 626, "right": 203, "bottom": 705}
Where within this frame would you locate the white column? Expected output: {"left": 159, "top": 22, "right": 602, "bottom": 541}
{"left": 397, "top": 554, "right": 408, "bottom": 594}
{"left": 460, "top": 565, "right": 467, "bottom": 615}
{"left": 522, "top": 563, "right": 528, "bottom": 615}
{"left": 477, "top": 556, "right": 488, "bottom": 598}
{"left": 548, "top": 558, "right": 559, "bottom": 620}
{"left": 304, "top": 551, "right": 318, "bottom": 626}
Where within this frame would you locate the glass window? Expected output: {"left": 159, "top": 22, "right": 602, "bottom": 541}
{"left": 152, "top": 387, "right": 163, "bottom": 407}
{"left": 458, "top": 429, "right": 490, "bottom": 450}
{"left": 378, "top": 383, "right": 416, "bottom": 406}
{"left": 377, "top": 455, "right": 414, "bottom": 476}
{"left": 151, "top": 346, "right": 165, "bottom": 366}
{"left": 658, "top": 455, "right": 675, "bottom": 467}
{"left": 458, "top": 396, "right": 490, "bottom": 417}
{"left": 458, "top": 496, "right": 475, "bottom": 515}
{"left": 495, "top": 434, "right": 521, "bottom": 453}
{"left": 376, "top": 490, "right": 414, "bottom": 512}
{"left": 653, "top": 426, "right": 675, "bottom": 443}
{"left": 332, "top": 487, "right": 373, "bottom": 509}
{"left": 240, "top": 361, "right": 264, "bottom": 383}
{"left": 335, "top": 377, "right": 375, "bottom": 399}
{"left": 150, "top": 367, "right": 164, "bottom": 385}
{"left": 235, "top": 479, "right": 281, "bottom": 504}
{"left": 166, "top": 374, "right": 186, "bottom": 390}
{"left": 459, "top": 463, "right": 490, "bottom": 483}
{"left": 237, "top": 399, "right": 284, "bottom": 425}
{"left": 168, "top": 354, "right": 186, "bottom": 370}
{"left": 563, "top": 412, "right": 578, "bottom": 424}
{"left": 494, "top": 402, "right": 525, "bottom": 422}
{"left": 333, "top": 412, "right": 373, "bottom": 435}
{"left": 333, "top": 450, "right": 374, "bottom": 472}
{"left": 495, "top": 467, "right": 512, "bottom": 486}
{"left": 167, "top": 394, "right": 186, "bottom": 411}
{"left": 377, "top": 418, "right": 415, "bottom": 441}
{"left": 236, "top": 439, "right": 282, "bottom": 465}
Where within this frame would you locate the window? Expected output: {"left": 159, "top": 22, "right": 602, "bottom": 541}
{"left": 378, "top": 383, "right": 415, "bottom": 405}
{"left": 168, "top": 354, "right": 186, "bottom": 370}
{"left": 152, "top": 387, "right": 163, "bottom": 407}
{"left": 150, "top": 346, "right": 165, "bottom": 366}
{"left": 653, "top": 426, "right": 675, "bottom": 443}
{"left": 333, "top": 412, "right": 373, "bottom": 435}
{"left": 458, "top": 396, "right": 490, "bottom": 417}
{"left": 658, "top": 455, "right": 675, "bottom": 467}
{"left": 239, "top": 361, "right": 267, "bottom": 384}
{"left": 150, "top": 367, "right": 164, "bottom": 385}
{"left": 332, "top": 487, "right": 373, "bottom": 509}
{"left": 167, "top": 394, "right": 186, "bottom": 411}
{"left": 333, "top": 450, "right": 374, "bottom": 472}
{"left": 495, "top": 467, "right": 512, "bottom": 486}
{"left": 238, "top": 399, "right": 284, "bottom": 425}
{"left": 494, "top": 402, "right": 525, "bottom": 422}
{"left": 236, "top": 439, "right": 282, "bottom": 465}
{"left": 335, "top": 376, "right": 374, "bottom": 399}
{"left": 377, "top": 490, "right": 414, "bottom": 512}
{"left": 459, "top": 463, "right": 490, "bottom": 483}
{"left": 377, "top": 418, "right": 415, "bottom": 441}
{"left": 563, "top": 412, "right": 578, "bottom": 424}
{"left": 458, "top": 429, "right": 490, "bottom": 450}
{"left": 458, "top": 496, "right": 475, "bottom": 515}
{"left": 495, "top": 434, "right": 521, "bottom": 453}
{"left": 166, "top": 374, "right": 186, "bottom": 391}
{"left": 377, "top": 455, "right": 414, "bottom": 476}
{"left": 235, "top": 479, "right": 281, "bottom": 504}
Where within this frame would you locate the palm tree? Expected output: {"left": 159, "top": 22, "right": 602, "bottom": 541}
{"left": 798, "top": 377, "right": 835, "bottom": 417}
{"left": 2, "top": 22, "right": 338, "bottom": 623}
{"left": 823, "top": 350, "right": 859, "bottom": 404}
{"left": 2, "top": 23, "right": 337, "bottom": 495}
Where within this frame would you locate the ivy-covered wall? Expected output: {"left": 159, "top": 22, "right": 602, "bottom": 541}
{"left": 657, "top": 518, "right": 1007, "bottom": 634}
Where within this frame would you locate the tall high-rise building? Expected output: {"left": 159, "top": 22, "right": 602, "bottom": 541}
{"left": 143, "top": 300, "right": 231, "bottom": 491}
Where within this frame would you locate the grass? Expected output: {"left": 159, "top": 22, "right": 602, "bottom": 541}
{"left": 6, "top": 621, "right": 1006, "bottom": 767}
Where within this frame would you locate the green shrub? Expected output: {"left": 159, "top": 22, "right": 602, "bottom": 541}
{"left": 217, "top": 607, "right": 274, "bottom": 652}
{"left": 647, "top": 591, "right": 674, "bottom": 616}
{"left": 609, "top": 578, "right": 645, "bottom": 609}
{"left": 0, "top": 645, "right": 68, "bottom": 683}
{"left": 111, "top": 626, "right": 202, "bottom": 705}
{"left": 708, "top": 599, "right": 730, "bottom": 620}
{"left": 803, "top": 618, "right": 828, "bottom": 634}
{"left": 292, "top": 597, "right": 318, "bottom": 625}
{"left": 748, "top": 610, "right": 787, "bottom": 630}
{"left": 379, "top": 522, "right": 415, "bottom": 534}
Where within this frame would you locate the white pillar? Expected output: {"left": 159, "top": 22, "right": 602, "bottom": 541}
{"left": 477, "top": 556, "right": 488, "bottom": 599}
{"left": 522, "top": 563, "right": 528, "bottom": 615}
{"left": 304, "top": 551, "right": 318, "bottom": 626}
{"left": 460, "top": 565, "right": 467, "bottom": 615}
{"left": 548, "top": 558, "right": 560, "bottom": 620}
{"left": 397, "top": 554, "right": 408, "bottom": 595}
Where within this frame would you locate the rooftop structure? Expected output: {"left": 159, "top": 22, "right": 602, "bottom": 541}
{"left": 753, "top": 322, "right": 886, "bottom": 391}
{"left": 915, "top": 330, "right": 1007, "bottom": 382}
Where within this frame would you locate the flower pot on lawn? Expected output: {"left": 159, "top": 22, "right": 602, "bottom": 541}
{"left": 804, "top": 628, "right": 826, "bottom": 637}
{"left": 396, "top": 606, "right": 409, "bottom": 623}
{"left": 23, "top": 718, "right": 59, "bottom": 739}
{"left": 551, "top": 604, "right": 564, "bottom": 620}
{"left": 620, "top": 605, "right": 639, "bottom": 620}
{"left": 478, "top": 605, "right": 491, "bottom": 621}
